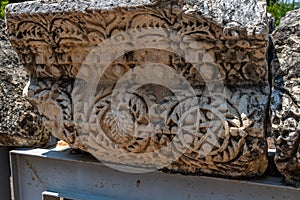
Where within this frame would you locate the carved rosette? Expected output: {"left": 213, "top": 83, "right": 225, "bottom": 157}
{"left": 6, "top": 0, "right": 269, "bottom": 177}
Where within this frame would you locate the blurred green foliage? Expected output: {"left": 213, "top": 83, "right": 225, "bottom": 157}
{"left": 1, "top": 0, "right": 31, "bottom": 19}
{"left": 267, "top": 0, "right": 296, "bottom": 26}
{"left": 0, "top": 0, "right": 8, "bottom": 19}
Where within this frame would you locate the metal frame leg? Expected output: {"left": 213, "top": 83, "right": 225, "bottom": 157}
{"left": 42, "top": 191, "right": 73, "bottom": 200}
{"left": 0, "top": 147, "right": 11, "bottom": 200}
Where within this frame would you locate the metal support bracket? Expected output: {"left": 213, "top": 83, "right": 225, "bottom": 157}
{"left": 0, "top": 147, "right": 11, "bottom": 200}
{"left": 10, "top": 148, "right": 300, "bottom": 200}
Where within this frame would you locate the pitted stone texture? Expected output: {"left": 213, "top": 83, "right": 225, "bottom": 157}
{"left": 6, "top": 0, "right": 269, "bottom": 177}
{"left": 7, "top": 0, "right": 267, "bottom": 28}
{"left": 0, "top": 20, "right": 50, "bottom": 146}
{"left": 271, "top": 9, "right": 300, "bottom": 183}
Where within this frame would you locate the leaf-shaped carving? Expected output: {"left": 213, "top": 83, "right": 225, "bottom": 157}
{"left": 103, "top": 110, "right": 134, "bottom": 145}
{"left": 27, "top": 79, "right": 75, "bottom": 144}
{"left": 16, "top": 21, "right": 50, "bottom": 44}
{"left": 212, "top": 138, "right": 245, "bottom": 163}
{"left": 129, "top": 8, "right": 170, "bottom": 29}
{"left": 51, "top": 18, "right": 88, "bottom": 45}
{"left": 129, "top": 94, "right": 149, "bottom": 125}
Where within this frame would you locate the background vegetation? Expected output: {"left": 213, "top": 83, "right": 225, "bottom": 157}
{"left": 0, "top": 0, "right": 8, "bottom": 19}
{"left": 267, "top": 0, "right": 298, "bottom": 26}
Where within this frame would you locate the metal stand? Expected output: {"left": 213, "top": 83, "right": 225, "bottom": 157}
{"left": 0, "top": 147, "right": 11, "bottom": 200}
{"left": 10, "top": 148, "right": 300, "bottom": 200}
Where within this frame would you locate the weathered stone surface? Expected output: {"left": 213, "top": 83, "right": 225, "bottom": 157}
{"left": 271, "top": 9, "right": 300, "bottom": 183}
{"left": 6, "top": 0, "right": 269, "bottom": 177}
{"left": 0, "top": 20, "right": 50, "bottom": 146}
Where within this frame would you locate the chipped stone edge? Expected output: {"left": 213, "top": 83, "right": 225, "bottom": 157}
{"left": 5, "top": 0, "right": 268, "bottom": 32}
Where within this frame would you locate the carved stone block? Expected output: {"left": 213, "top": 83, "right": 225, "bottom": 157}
{"left": 0, "top": 19, "right": 50, "bottom": 146}
{"left": 6, "top": 0, "right": 269, "bottom": 177}
{"left": 271, "top": 9, "right": 300, "bottom": 183}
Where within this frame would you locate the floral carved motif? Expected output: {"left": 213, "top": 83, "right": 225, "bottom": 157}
{"left": 6, "top": 0, "right": 269, "bottom": 177}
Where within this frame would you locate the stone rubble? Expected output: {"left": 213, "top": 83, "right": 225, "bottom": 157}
{"left": 0, "top": 19, "right": 50, "bottom": 146}
{"left": 271, "top": 8, "right": 300, "bottom": 184}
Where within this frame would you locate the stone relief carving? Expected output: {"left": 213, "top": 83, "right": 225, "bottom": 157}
{"left": 6, "top": 1, "right": 268, "bottom": 84}
{"left": 271, "top": 9, "right": 300, "bottom": 184}
{"left": 73, "top": 46, "right": 268, "bottom": 175}
{"left": 6, "top": 0, "right": 269, "bottom": 177}
{"left": 26, "top": 78, "right": 81, "bottom": 148}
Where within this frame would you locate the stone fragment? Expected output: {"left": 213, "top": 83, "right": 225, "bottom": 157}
{"left": 0, "top": 20, "right": 50, "bottom": 146}
{"left": 271, "top": 9, "right": 300, "bottom": 183}
{"left": 6, "top": 0, "right": 269, "bottom": 177}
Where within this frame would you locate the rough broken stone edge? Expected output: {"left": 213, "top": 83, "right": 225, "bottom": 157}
{"left": 5, "top": 0, "right": 268, "bottom": 29}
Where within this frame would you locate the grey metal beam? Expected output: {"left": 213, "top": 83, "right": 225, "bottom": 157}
{"left": 0, "top": 147, "right": 11, "bottom": 200}
{"left": 10, "top": 148, "right": 300, "bottom": 200}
